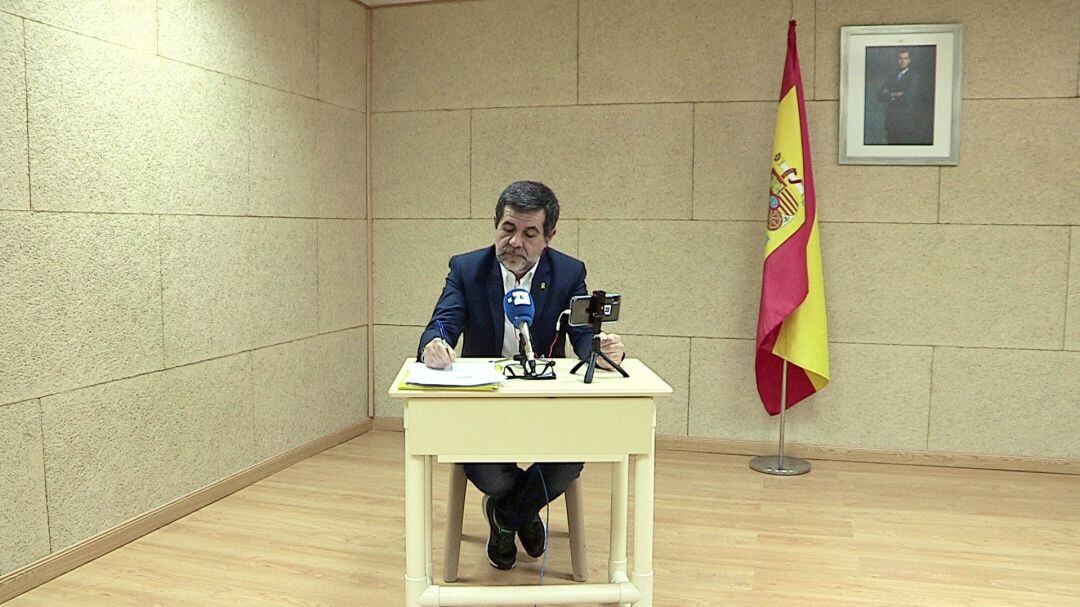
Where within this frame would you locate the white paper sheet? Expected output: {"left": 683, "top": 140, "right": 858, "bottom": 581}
{"left": 405, "top": 361, "right": 504, "bottom": 387}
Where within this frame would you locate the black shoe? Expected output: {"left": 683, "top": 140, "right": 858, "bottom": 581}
{"left": 482, "top": 495, "right": 517, "bottom": 570}
{"left": 518, "top": 514, "right": 546, "bottom": 558}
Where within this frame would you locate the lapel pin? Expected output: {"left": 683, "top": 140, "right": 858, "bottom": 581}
{"left": 540, "top": 281, "right": 547, "bottom": 290}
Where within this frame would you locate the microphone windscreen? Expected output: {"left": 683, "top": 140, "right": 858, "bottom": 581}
{"left": 503, "top": 288, "right": 535, "bottom": 326}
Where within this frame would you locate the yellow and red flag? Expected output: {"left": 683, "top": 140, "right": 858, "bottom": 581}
{"left": 756, "top": 21, "right": 829, "bottom": 416}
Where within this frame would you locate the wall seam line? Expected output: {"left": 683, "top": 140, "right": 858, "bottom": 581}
{"left": 1, "top": 328, "right": 367, "bottom": 410}
{"left": 685, "top": 338, "right": 693, "bottom": 437}
{"left": 575, "top": 0, "right": 580, "bottom": 105}
{"left": 1063, "top": 230, "right": 1073, "bottom": 350}
{"left": 7, "top": 15, "right": 148, "bottom": 54}
{"left": 925, "top": 347, "right": 936, "bottom": 450}
{"left": 468, "top": 109, "right": 474, "bottom": 218}
{"left": 158, "top": 216, "right": 166, "bottom": 370}
{"left": 690, "top": 103, "right": 696, "bottom": 219}
{"left": 355, "top": 95, "right": 1080, "bottom": 115}
{"left": 315, "top": 220, "right": 322, "bottom": 334}
{"left": 38, "top": 398, "right": 53, "bottom": 553}
{"left": 936, "top": 167, "right": 942, "bottom": 223}
{"left": 22, "top": 18, "right": 31, "bottom": 210}
{"left": 314, "top": 0, "right": 321, "bottom": 100}
{"left": 366, "top": 4, "right": 376, "bottom": 418}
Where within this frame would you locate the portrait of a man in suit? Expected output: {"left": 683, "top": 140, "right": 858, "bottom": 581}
{"left": 863, "top": 45, "right": 936, "bottom": 146}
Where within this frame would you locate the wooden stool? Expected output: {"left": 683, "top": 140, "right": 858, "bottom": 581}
{"left": 442, "top": 463, "right": 588, "bottom": 582}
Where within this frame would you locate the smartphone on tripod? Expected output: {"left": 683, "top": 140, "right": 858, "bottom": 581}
{"left": 568, "top": 292, "right": 621, "bottom": 327}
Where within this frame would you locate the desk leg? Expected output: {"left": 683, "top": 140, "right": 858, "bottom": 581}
{"left": 609, "top": 457, "right": 629, "bottom": 599}
{"left": 424, "top": 455, "right": 433, "bottom": 582}
{"left": 631, "top": 447, "right": 655, "bottom": 607}
{"left": 405, "top": 446, "right": 429, "bottom": 606}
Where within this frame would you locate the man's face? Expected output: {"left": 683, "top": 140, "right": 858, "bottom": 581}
{"left": 898, "top": 52, "right": 910, "bottom": 70}
{"left": 494, "top": 207, "right": 553, "bottom": 276}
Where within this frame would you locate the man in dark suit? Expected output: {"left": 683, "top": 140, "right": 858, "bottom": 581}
{"left": 877, "top": 48, "right": 931, "bottom": 145}
{"left": 418, "top": 180, "right": 626, "bottom": 571}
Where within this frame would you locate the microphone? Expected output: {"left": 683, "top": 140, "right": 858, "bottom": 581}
{"left": 503, "top": 288, "right": 536, "bottom": 373}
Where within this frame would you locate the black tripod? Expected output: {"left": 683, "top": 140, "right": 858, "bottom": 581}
{"left": 570, "top": 291, "right": 629, "bottom": 384}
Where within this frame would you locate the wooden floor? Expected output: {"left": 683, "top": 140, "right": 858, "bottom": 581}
{"left": 8, "top": 430, "right": 1080, "bottom": 606}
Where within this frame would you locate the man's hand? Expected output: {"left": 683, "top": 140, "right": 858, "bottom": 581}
{"left": 596, "top": 332, "right": 626, "bottom": 370}
{"left": 423, "top": 338, "right": 457, "bottom": 369}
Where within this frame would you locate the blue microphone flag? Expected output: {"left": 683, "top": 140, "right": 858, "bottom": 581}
{"left": 503, "top": 288, "right": 534, "bottom": 326}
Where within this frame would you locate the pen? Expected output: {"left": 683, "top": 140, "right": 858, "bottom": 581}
{"left": 435, "top": 320, "right": 453, "bottom": 370}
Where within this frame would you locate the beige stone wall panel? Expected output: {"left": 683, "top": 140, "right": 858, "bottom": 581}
{"left": 0, "top": 0, "right": 156, "bottom": 52}
{"left": 249, "top": 85, "right": 365, "bottom": 218}
{"left": 0, "top": 212, "right": 162, "bottom": 406}
{"left": 41, "top": 354, "right": 256, "bottom": 550}
{"left": 472, "top": 105, "right": 693, "bottom": 221}
{"left": 247, "top": 218, "right": 319, "bottom": 349}
{"left": 579, "top": 0, "right": 816, "bottom": 103}
{"left": 250, "top": 0, "right": 319, "bottom": 97}
{"left": 622, "top": 335, "right": 690, "bottom": 437}
{"left": 25, "top": 24, "right": 249, "bottom": 215}
{"left": 930, "top": 348, "right": 1080, "bottom": 458}
{"left": 372, "top": 110, "right": 470, "bottom": 218}
{"left": 319, "top": 0, "right": 368, "bottom": 110}
{"left": 318, "top": 219, "right": 368, "bottom": 333}
{"left": 941, "top": 99, "right": 1080, "bottom": 225}
{"left": 580, "top": 220, "right": 762, "bottom": 338}
{"left": 158, "top": 0, "right": 258, "bottom": 81}
{"left": 0, "top": 399, "right": 50, "bottom": 576}
{"left": 373, "top": 219, "right": 500, "bottom": 326}
{"left": 0, "top": 13, "right": 28, "bottom": 210}
{"left": 252, "top": 329, "right": 367, "bottom": 459}
{"left": 374, "top": 324, "right": 427, "bottom": 419}
{"left": 823, "top": 224, "right": 1069, "bottom": 349}
{"left": 689, "top": 338, "right": 933, "bottom": 451}
{"left": 372, "top": 0, "right": 577, "bottom": 111}
{"left": 161, "top": 216, "right": 251, "bottom": 367}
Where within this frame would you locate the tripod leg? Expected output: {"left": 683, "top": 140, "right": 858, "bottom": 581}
{"left": 598, "top": 351, "right": 630, "bottom": 377}
{"left": 570, "top": 358, "right": 586, "bottom": 374}
{"left": 585, "top": 352, "right": 597, "bottom": 383}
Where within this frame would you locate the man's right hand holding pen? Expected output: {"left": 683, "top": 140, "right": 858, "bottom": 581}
{"left": 423, "top": 320, "right": 457, "bottom": 369}
{"left": 422, "top": 338, "right": 457, "bottom": 369}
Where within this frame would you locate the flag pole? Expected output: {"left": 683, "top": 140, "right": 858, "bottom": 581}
{"left": 750, "top": 361, "right": 811, "bottom": 475}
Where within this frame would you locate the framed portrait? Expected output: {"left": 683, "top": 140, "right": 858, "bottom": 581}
{"left": 839, "top": 24, "right": 964, "bottom": 165}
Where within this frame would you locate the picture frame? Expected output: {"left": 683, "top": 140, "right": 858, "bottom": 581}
{"left": 839, "top": 24, "right": 964, "bottom": 165}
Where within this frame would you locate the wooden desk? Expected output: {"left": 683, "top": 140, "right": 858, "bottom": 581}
{"left": 389, "top": 358, "right": 672, "bottom": 607}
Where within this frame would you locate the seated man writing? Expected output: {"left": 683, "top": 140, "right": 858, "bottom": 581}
{"left": 418, "top": 180, "right": 626, "bottom": 570}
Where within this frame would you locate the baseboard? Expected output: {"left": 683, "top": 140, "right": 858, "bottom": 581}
{"left": 373, "top": 416, "right": 404, "bottom": 432}
{"left": 371, "top": 417, "right": 1077, "bottom": 475}
{"left": 0, "top": 418, "right": 374, "bottom": 604}
{"left": 656, "top": 435, "right": 1080, "bottom": 475}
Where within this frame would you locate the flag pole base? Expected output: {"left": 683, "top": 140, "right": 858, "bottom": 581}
{"left": 749, "top": 455, "right": 811, "bottom": 476}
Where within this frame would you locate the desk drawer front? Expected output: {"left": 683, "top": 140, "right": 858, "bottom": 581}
{"left": 405, "top": 397, "right": 654, "bottom": 458}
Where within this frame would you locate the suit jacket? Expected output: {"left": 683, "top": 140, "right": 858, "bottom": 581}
{"left": 878, "top": 68, "right": 925, "bottom": 144}
{"left": 418, "top": 246, "right": 593, "bottom": 360}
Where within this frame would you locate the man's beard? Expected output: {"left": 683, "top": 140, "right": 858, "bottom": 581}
{"left": 497, "top": 249, "right": 537, "bottom": 273}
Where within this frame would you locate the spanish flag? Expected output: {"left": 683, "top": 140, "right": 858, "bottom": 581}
{"left": 755, "top": 21, "right": 829, "bottom": 416}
